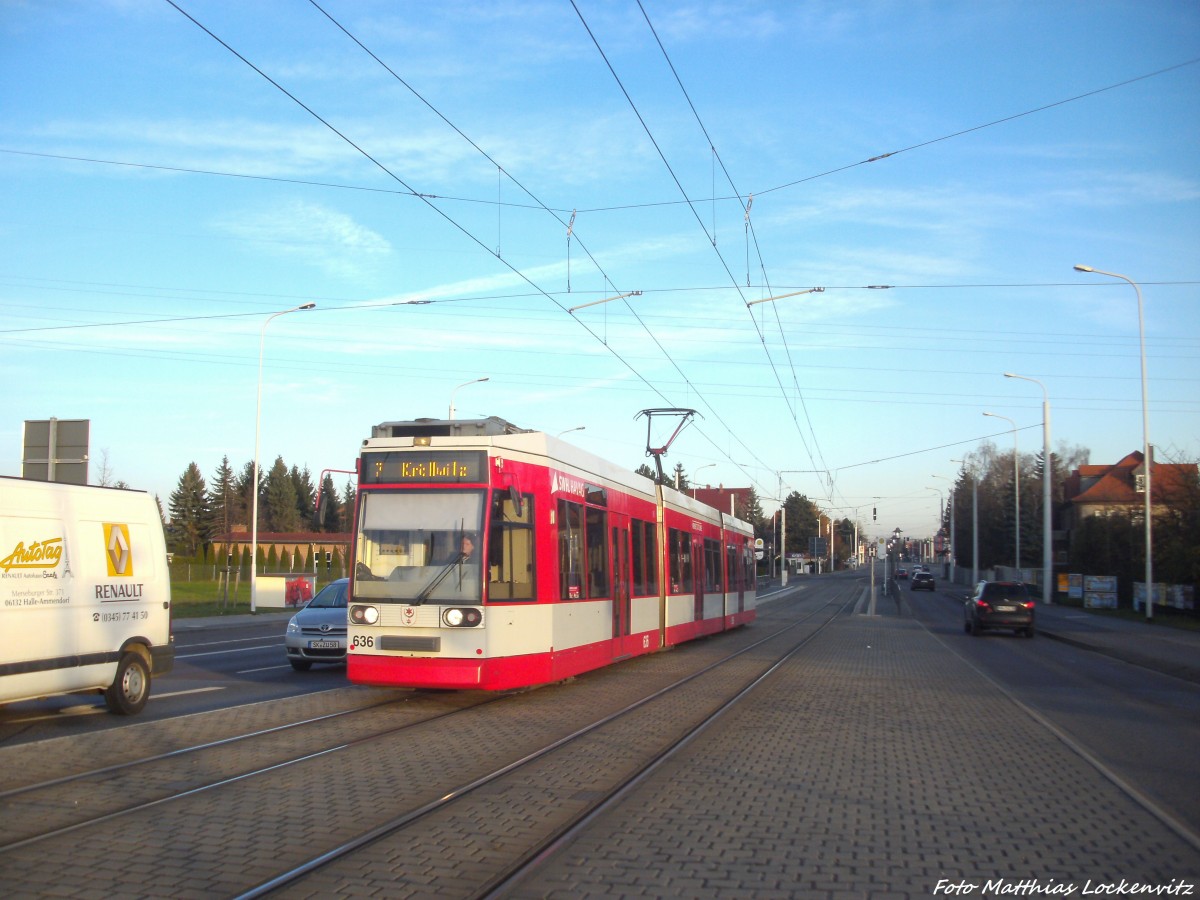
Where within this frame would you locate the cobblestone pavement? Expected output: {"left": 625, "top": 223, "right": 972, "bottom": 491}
{"left": 512, "top": 607, "right": 1199, "bottom": 898}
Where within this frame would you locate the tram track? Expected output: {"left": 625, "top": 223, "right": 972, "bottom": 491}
{"left": 0, "top": 580, "right": 859, "bottom": 898}
{"left": 241, "top": 580, "right": 862, "bottom": 898}
{"left": 0, "top": 690, "right": 511, "bottom": 851}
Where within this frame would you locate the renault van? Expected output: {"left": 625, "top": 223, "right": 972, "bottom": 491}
{"left": 0, "top": 477, "right": 174, "bottom": 713}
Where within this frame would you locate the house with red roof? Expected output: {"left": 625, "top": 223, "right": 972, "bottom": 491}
{"left": 1063, "top": 450, "right": 1198, "bottom": 532}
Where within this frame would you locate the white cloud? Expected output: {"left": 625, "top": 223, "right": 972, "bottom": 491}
{"left": 215, "top": 200, "right": 392, "bottom": 280}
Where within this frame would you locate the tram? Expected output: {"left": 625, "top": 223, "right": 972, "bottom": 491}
{"left": 346, "top": 416, "right": 756, "bottom": 691}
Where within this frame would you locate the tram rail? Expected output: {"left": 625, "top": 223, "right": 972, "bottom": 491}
{"left": 238, "top": 581, "right": 861, "bottom": 898}
{"left": 0, "top": 579, "right": 855, "bottom": 898}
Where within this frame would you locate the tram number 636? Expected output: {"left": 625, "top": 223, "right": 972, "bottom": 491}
{"left": 352, "top": 635, "right": 375, "bottom": 649}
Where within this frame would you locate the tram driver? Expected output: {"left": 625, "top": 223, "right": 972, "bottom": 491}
{"left": 435, "top": 532, "right": 477, "bottom": 565}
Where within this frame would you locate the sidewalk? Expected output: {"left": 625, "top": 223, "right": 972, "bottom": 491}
{"left": 1034, "top": 601, "right": 1200, "bottom": 684}
{"left": 761, "top": 574, "right": 1200, "bottom": 685}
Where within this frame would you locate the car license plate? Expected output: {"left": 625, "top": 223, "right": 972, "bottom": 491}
{"left": 308, "top": 640, "right": 340, "bottom": 649}
{"left": 995, "top": 605, "right": 1016, "bottom": 612}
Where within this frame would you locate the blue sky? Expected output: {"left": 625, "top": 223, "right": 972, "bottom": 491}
{"left": 2, "top": 0, "right": 1198, "bottom": 541}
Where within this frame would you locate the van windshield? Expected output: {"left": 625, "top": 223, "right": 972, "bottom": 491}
{"left": 353, "top": 490, "right": 484, "bottom": 604}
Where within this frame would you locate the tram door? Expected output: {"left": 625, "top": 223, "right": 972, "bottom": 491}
{"left": 728, "top": 540, "right": 743, "bottom": 615}
{"left": 611, "top": 521, "right": 631, "bottom": 651}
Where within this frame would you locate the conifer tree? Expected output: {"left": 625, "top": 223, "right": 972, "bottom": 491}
{"left": 168, "top": 462, "right": 208, "bottom": 556}
{"left": 206, "top": 456, "right": 236, "bottom": 541}
{"left": 264, "top": 457, "right": 301, "bottom": 533}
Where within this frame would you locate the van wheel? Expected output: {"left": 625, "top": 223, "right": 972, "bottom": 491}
{"left": 104, "top": 652, "right": 150, "bottom": 715}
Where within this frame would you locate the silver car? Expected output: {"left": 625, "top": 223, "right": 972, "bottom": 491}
{"left": 285, "top": 578, "right": 349, "bottom": 671}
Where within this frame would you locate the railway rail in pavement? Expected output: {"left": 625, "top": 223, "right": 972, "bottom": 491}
{"left": 2, "top": 576, "right": 1195, "bottom": 897}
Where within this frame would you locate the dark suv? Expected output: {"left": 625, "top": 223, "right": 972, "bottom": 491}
{"left": 964, "top": 581, "right": 1035, "bottom": 637}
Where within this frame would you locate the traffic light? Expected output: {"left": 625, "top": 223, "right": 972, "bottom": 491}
{"left": 873, "top": 506, "right": 877, "bottom": 521}
{"left": 325, "top": 550, "right": 332, "bottom": 571}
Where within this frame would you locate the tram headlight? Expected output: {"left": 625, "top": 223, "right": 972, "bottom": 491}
{"left": 442, "top": 607, "right": 483, "bottom": 628}
{"left": 349, "top": 604, "right": 379, "bottom": 625}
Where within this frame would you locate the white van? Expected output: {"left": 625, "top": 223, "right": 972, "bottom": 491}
{"left": 0, "top": 476, "right": 174, "bottom": 714}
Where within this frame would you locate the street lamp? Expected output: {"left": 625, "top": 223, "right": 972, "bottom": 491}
{"left": 984, "top": 411, "right": 1020, "bottom": 577}
{"left": 690, "top": 462, "right": 716, "bottom": 497}
{"left": 448, "top": 377, "right": 489, "bottom": 420}
{"left": 556, "top": 426, "right": 586, "bottom": 438}
{"left": 1075, "top": 265, "right": 1153, "bottom": 619}
{"left": 932, "top": 474, "right": 954, "bottom": 581}
{"left": 251, "top": 302, "right": 316, "bottom": 613}
{"left": 926, "top": 485, "right": 943, "bottom": 565}
{"left": 951, "top": 459, "right": 979, "bottom": 586}
{"left": 1005, "top": 372, "right": 1053, "bottom": 606}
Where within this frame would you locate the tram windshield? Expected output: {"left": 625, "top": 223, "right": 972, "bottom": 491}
{"left": 353, "top": 490, "right": 484, "bottom": 603}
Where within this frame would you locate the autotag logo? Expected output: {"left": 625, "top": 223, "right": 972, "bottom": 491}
{"left": 104, "top": 524, "right": 133, "bottom": 577}
{"left": 0, "top": 537, "right": 63, "bottom": 573}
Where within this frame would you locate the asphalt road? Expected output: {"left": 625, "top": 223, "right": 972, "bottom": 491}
{"left": 0, "top": 611, "right": 344, "bottom": 744}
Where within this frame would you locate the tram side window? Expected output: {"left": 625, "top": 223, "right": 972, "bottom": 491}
{"left": 726, "top": 543, "right": 738, "bottom": 592}
{"left": 631, "top": 519, "right": 658, "bottom": 596}
{"left": 586, "top": 506, "right": 609, "bottom": 597}
{"left": 488, "top": 490, "right": 535, "bottom": 601}
{"left": 558, "top": 499, "right": 584, "bottom": 600}
{"left": 668, "top": 528, "right": 693, "bottom": 593}
{"left": 703, "top": 538, "right": 722, "bottom": 592}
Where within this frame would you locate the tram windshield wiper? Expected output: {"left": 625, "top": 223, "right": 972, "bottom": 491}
{"left": 414, "top": 554, "right": 466, "bottom": 604}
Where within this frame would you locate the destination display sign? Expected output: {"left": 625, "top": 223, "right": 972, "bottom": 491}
{"left": 361, "top": 450, "right": 487, "bottom": 485}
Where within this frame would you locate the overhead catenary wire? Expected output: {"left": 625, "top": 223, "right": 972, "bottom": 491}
{"left": 631, "top": 1, "right": 836, "bottom": 497}
{"left": 164, "top": 0, "right": 787, "bottom": 500}
{"left": 5, "top": 56, "right": 1195, "bottom": 218}
{"left": 13, "top": 10, "right": 1194, "bottom": 507}
{"left": 308, "top": 0, "right": 790, "bottom": 493}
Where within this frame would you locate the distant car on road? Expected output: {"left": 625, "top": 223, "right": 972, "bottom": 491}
{"left": 285, "top": 578, "right": 349, "bottom": 670}
{"left": 895, "top": 567, "right": 908, "bottom": 580}
{"left": 964, "top": 580, "right": 1035, "bottom": 638}
{"left": 911, "top": 572, "right": 935, "bottom": 591}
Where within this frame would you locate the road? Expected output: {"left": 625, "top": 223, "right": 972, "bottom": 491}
{"left": 1, "top": 573, "right": 1197, "bottom": 896}
{"left": 2, "top": 573, "right": 1200, "bottom": 897}
{"left": 0, "top": 611, "right": 343, "bottom": 744}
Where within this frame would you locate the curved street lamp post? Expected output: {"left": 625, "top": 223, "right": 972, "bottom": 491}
{"left": 932, "top": 474, "right": 954, "bottom": 581}
{"left": 951, "top": 459, "right": 979, "bottom": 586}
{"left": 983, "top": 411, "right": 1020, "bottom": 577}
{"left": 251, "top": 303, "right": 316, "bottom": 613}
{"left": 1005, "top": 373, "right": 1053, "bottom": 606}
{"left": 448, "top": 377, "right": 489, "bottom": 421}
{"left": 1075, "top": 265, "right": 1153, "bottom": 619}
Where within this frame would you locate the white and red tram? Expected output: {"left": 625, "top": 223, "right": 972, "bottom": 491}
{"left": 346, "top": 416, "right": 756, "bottom": 691}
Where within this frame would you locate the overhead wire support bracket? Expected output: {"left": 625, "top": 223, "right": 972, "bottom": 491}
{"left": 635, "top": 408, "right": 700, "bottom": 484}
{"left": 746, "top": 286, "right": 824, "bottom": 308}
{"left": 567, "top": 290, "right": 642, "bottom": 314}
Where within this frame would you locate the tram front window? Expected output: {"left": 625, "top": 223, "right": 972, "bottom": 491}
{"left": 354, "top": 490, "right": 484, "bottom": 603}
